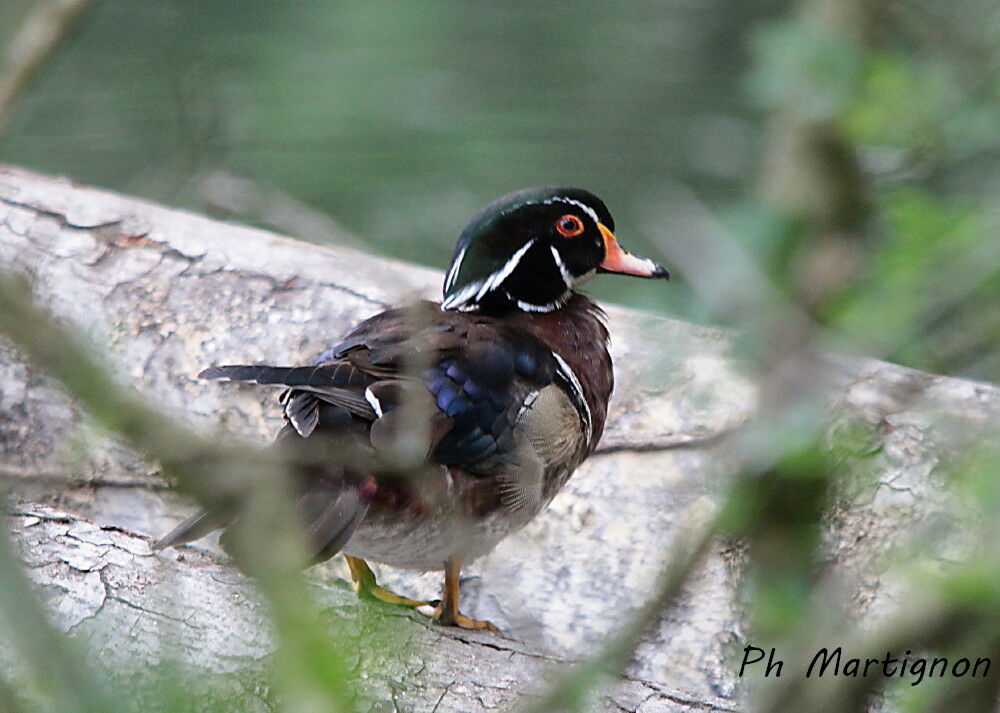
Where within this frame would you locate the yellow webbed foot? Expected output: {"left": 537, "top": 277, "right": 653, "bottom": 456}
{"left": 427, "top": 554, "right": 501, "bottom": 634}
{"left": 431, "top": 604, "right": 501, "bottom": 633}
{"left": 344, "top": 555, "right": 437, "bottom": 609}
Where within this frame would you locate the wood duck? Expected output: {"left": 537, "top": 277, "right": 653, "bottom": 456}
{"left": 155, "top": 187, "right": 668, "bottom": 632}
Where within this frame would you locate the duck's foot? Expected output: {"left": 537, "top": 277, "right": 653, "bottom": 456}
{"left": 344, "top": 555, "right": 437, "bottom": 608}
{"left": 427, "top": 554, "right": 501, "bottom": 633}
{"left": 430, "top": 603, "right": 501, "bottom": 633}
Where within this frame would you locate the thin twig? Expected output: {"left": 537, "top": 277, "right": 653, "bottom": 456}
{"left": 198, "top": 170, "right": 372, "bottom": 251}
{"left": 593, "top": 426, "right": 741, "bottom": 456}
{"left": 0, "top": 0, "right": 97, "bottom": 133}
{"left": 0, "top": 463, "right": 170, "bottom": 490}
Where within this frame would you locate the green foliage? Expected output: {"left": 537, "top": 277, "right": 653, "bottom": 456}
{"left": 748, "top": 19, "right": 865, "bottom": 120}
{"left": 829, "top": 187, "right": 998, "bottom": 377}
{"left": 843, "top": 53, "right": 948, "bottom": 150}
{"left": 722, "top": 444, "right": 832, "bottom": 639}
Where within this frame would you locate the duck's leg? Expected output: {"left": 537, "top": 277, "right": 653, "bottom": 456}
{"left": 431, "top": 554, "right": 500, "bottom": 633}
{"left": 344, "top": 555, "right": 436, "bottom": 608}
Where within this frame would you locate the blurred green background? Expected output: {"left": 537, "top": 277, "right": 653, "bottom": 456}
{"left": 0, "top": 0, "right": 997, "bottom": 380}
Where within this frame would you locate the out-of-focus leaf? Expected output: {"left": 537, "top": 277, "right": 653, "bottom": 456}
{"left": 748, "top": 19, "right": 865, "bottom": 120}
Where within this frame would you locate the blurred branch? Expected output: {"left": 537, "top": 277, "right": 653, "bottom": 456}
{"left": 0, "top": 462, "right": 169, "bottom": 490}
{"left": 0, "top": 515, "right": 120, "bottom": 713}
{"left": 752, "top": 0, "right": 873, "bottom": 313}
{"left": 0, "top": 268, "right": 358, "bottom": 713}
{"left": 652, "top": 0, "right": 987, "bottom": 705}
{"left": 8, "top": 504, "right": 733, "bottom": 713}
{"left": 199, "top": 170, "right": 372, "bottom": 251}
{"left": 0, "top": 672, "right": 28, "bottom": 713}
{"left": 665, "top": 0, "right": 1000, "bottom": 711}
{"left": 0, "top": 0, "right": 96, "bottom": 134}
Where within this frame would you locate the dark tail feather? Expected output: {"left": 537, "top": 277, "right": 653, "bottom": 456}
{"left": 303, "top": 488, "right": 370, "bottom": 563}
{"left": 199, "top": 364, "right": 304, "bottom": 384}
{"left": 157, "top": 482, "right": 370, "bottom": 563}
{"left": 289, "top": 475, "right": 371, "bottom": 563}
{"left": 199, "top": 364, "right": 370, "bottom": 389}
{"left": 152, "top": 510, "right": 219, "bottom": 551}
{"left": 155, "top": 426, "right": 295, "bottom": 552}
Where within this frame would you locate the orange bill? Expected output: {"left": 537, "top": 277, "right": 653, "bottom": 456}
{"left": 597, "top": 223, "right": 669, "bottom": 279}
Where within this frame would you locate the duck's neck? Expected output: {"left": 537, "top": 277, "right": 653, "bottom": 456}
{"left": 520, "top": 292, "right": 612, "bottom": 451}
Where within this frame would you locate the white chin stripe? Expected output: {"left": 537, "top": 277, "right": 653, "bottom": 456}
{"left": 513, "top": 294, "right": 569, "bottom": 312}
{"left": 551, "top": 352, "right": 593, "bottom": 447}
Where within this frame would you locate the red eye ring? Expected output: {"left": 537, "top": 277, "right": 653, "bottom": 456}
{"left": 555, "top": 214, "right": 585, "bottom": 237}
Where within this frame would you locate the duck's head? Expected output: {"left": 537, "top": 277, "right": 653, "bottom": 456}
{"left": 441, "top": 187, "right": 668, "bottom": 313}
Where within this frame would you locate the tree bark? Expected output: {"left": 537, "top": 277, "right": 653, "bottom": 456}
{"left": 1, "top": 165, "right": 998, "bottom": 712}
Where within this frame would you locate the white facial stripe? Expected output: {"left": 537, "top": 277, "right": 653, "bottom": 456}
{"left": 441, "top": 278, "right": 483, "bottom": 310}
{"left": 441, "top": 238, "right": 536, "bottom": 310}
{"left": 442, "top": 194, "right": 603, "bottom": 312}
{"left": 552, "top": 352, "right": 593, "bottom": 448}
{"left": 444, "top": 245, "right": 467, "bottom": 292}
{"left": 541, "top": 197, "right": 600, "bottom": 225}
{"left": 474, "top": 237, "right": 535, "bottom": 300}
{"left": 550, "top": 245, "right": 573, "bottom": 287}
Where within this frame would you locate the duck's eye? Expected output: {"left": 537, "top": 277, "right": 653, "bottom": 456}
{"left": 555, "top": 214, "right": 585, "bottom": 237}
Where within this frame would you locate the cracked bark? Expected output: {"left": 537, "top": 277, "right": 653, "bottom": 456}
{"left": 1, "top": 165, "right": 999, "bottom": 712}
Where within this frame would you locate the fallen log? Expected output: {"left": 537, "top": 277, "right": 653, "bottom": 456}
{"left": 1, "top": 165, "right": 997, "bottom": 711}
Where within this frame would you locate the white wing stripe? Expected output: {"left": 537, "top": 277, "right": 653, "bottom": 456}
{"left": 364, "top": 387, "right": 384, "bottom": 418}
{"left": 551, "top": 352, "right": 592, "bottom": 448}
{"left": 516, "top": 389, "right": 540, "bottom": 419}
